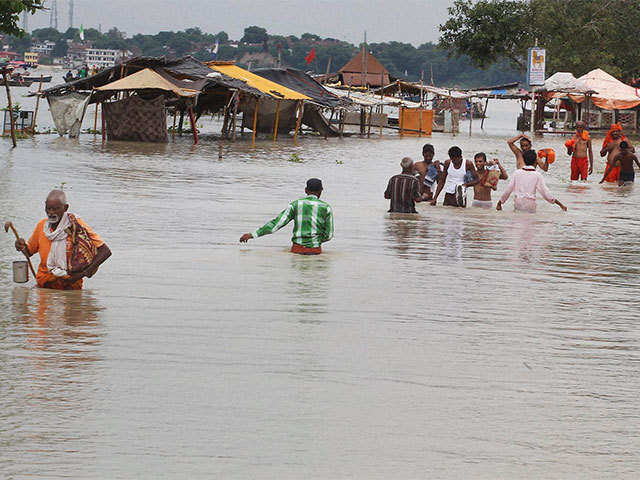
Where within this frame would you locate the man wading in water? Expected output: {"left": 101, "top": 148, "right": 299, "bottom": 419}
{"left": 412, "top": 144, "right": 441, "bottom": 201}
{"left": 600, "top": 123, "right": 635, "bottom": 183}
{"left": 471, "top": 153, "right": 508, "bottom": 208}
{"left": 385, "top": 157, "right": 423, "bottom": 213}
{"left": 431, "top": 146, "right": 478, "bottom": 207}
{"left": 14, "top": 190, "right": 111, "bottom": 290}
{"left": 507, "top": 133, "right": 549, "bottom": 171}
{"left": 239, "top": 178, "right": 334, "bottom": 255}
{"left": 565, "top": 120, "right": 593, "bottom": 181}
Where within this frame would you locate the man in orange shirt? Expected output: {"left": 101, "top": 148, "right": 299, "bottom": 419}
{"left": 14, "top": 190, "right": 111, "bottom": 290}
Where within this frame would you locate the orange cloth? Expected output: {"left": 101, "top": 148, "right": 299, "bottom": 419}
{"left": 604, "top": 165, "right": 621, "bottom": 183}
{"left": 27, "top": 217, "right": 104, "bottom": 290}
{"left": 602, "top": 123, "right": 626, "bottom": 149}
{"left": 538, "top": 148, "right": 556, "bottom": 164}
{"left": 291, "top": 243, "right": 322, "bottom": 255}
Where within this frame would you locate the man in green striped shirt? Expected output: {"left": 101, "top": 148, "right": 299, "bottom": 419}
{"left": 239, "top": 178, "right": 334, "bottom": 255}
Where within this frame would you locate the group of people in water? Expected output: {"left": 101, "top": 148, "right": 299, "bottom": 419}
{"left": 386, "top": 120, "right": 637, "bottom": 215}
{"left": 11, "top": 124, "right": 639, "bottom": 288}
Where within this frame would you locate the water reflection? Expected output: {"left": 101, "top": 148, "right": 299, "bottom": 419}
{"left": 288, "top": 253, "right": 331, "bottom": 318}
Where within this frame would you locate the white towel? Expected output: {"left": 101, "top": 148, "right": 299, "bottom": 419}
{"left": 45, "top": 212, "right": 71, "bottom": 277}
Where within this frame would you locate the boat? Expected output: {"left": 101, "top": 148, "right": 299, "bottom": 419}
{"left": 0, "top": 79, "right": 33, "bottom": 87}
{"left": 23, "top": 75, "right": 52, "bottom": 83}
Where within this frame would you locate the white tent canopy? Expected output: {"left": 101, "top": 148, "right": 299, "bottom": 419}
{"left": 535, "top": 72, "right": 594, "bottom": 95}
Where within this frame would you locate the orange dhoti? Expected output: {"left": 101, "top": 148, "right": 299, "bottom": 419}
{"left": 604, "top": 163, "right": 620, "bottom": 183}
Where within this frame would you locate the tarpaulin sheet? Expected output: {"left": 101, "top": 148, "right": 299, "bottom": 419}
{"left": 207, "top": 63, "right": 310, "bottom": 100}
{"left": 47, "top": 92, "right": 91, "bottom": 138}
{"left": 103, "top": 95, "right": 168, "bottom": 143}
{"left": 96, "top": 68, "right": 199, "bottom": 97}
{"left": 571, "top": 69, "right": 640, "bottom": 110}
{"left": 253, "top": 68, "right": 342, "bottom": 108}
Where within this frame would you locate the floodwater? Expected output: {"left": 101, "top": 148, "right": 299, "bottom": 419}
{"left": 1, "top": 86, "right": 640, "bottom": 479}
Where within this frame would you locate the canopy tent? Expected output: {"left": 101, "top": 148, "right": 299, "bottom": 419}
{"left": 206, "top": 62, "right": 310, "bottom": 100}
{"left": 95, "top": 68, "right": 200, "bottom": 97}
{"left": 570, "top": 69, "right": 640, "bottom": 110}
{"left": 534, "top": 72, "right": 593, "bottom": 97}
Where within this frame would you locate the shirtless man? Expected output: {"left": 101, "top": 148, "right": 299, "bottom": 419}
{"left": 600, "top": 141, "right": 640, "bottom": 186}
{"left": 413, "top": 143, "right": 441, "bottom": 200}
{"left": 565, "top": 120, "right": 593, "bottom": 181}
{"left": 600, "top": 125, "right": 635, "bottom": 183}
{"left": 471, "top": 153, "right": 508, "bottom": 208}
{"left": 507, "top": 133, "right": 549, "bottom": 171}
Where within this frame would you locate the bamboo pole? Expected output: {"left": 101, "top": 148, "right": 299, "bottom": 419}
{"left": 293, "top": 100, "right": 303, "bottom": 145}
{"left": 93, "top": 100, "right": 99, "bottom": 134}
{"left": 418, "top": 74, "right": 424, "bottom": 137}
{"left": 171, "top": 108, "right": 177, "bottom": 142}
{"left": 367, "top": 105, "right": 373, "bottom": 138}
{"left": 339, "top": 109, "right": 344, "bottom": 138}
{"left": 188, "top": 106, "right": 198, "bottom": 145}
{"left": 101, "top": 102, "right": 106, "bottom": 143}
{"left": 480, "top": 97, "right": 489, "bottom": 129}
{"left": 529, "top": 92, "right": 535, "bottom": 134}
{"left": 399, "top": 106, "right": 404, "bottom": 136}
{"left": 2, "top": 71, "right": 17, "bottom": 147}
{"left": 469, "top": 99, "right": 473, "bottom": 136}
{"left": 379, "top": 72, "right": 384, "bottom": 138}
{"left": 231, "top": 92, "right": 239, "bottom": 142}
{"left": 31, "top": 74, "right": 44, "bottom": 135}
{"left": 252, "top": 97, "right": 259, "bottom": 146}
{"left": 273, "top": 99, "right": 281, "bottom": 143}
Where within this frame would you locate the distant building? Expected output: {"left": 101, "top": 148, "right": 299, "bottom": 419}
{"left": 338, "top": 50, "right": 390, "bottom": 87}
{"left": 31, "top": 40, "right": 56, "bottom": 55}
{"left": 85, "top": 48, "right": 124, "bottom": 69}
{"left": 24, "top": 52, "right": 39, "bottom": 66}
{"left": 67, "top": 41, "right": 89, "bottom": 63}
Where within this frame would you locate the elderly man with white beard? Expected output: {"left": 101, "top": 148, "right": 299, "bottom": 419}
{"left": 14, "top": 190, "right": 111, "bottom": 290}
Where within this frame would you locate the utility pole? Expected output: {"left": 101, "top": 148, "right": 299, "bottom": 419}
{"left": 68, "top": 0, "right": 74, "bottom": 29}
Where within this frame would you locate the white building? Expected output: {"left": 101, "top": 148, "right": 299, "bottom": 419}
{"left": 85, "top": 48, "right": 124, "bottom": 69}
{"left": 31, "top": 40, "right": 55, "bottom": 55}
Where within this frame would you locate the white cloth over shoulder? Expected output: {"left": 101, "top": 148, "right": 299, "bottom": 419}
{"left": 45, "top": 212, "right": 71, "bottom": 277}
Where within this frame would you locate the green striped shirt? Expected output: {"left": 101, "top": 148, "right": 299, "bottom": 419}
{"left": 252, "top": 195, "right": 334, "bottom": 248}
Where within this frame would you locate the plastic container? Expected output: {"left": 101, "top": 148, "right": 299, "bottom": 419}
{"left": 12, "top": 260, "right": 28, "bottom": 283}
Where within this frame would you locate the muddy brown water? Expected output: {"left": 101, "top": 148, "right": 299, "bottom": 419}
{"left": 1, "top": 90, "right": 640, "bottom": 478}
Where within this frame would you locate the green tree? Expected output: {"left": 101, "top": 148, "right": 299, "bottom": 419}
{"left": 0, "top": 0, "right": 44, "bottom": 36}
{"left": 241, "top": 26, "right": 267, "bottom": 44}
{"left": 215, "top": 31, "right": 229, "bottom": 43}
{"left": 439, "top": 0, "right": 640, "bottom": 80}
{"left": 53, "top": 39, "right": 68, "bottom": 57}
{"left": 32, "top": 27, "right": 61, "bottom": 42}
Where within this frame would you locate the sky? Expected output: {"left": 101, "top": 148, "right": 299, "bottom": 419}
{"left": 26, "top": 0, "right": 455, "bottom": 46}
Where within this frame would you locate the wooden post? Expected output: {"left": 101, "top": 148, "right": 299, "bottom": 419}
{"left": 273, "top": 99, "right": 281, "bottom": 143}
{"left": 178, "top": 109, "right": 185, "bottom": 136}
{"left": 231, "top": 91, "right": 239, "bottom": 142}
{"left": 252, "top": 96, "right": 259, "bottom": 146}
{"left": 294, "top": 101, "right": 304, "bottom": 144}
{"left": 418, "top": 75, "right": 423, "bottom": 137}
{"left": 379, "top": 72, "right": 384, "bottom": 138}
{"left": 31, "top": 74, "right": 44, "bottom": 134}
{"left": 469, "top": 99, "right": 473, "bottom": 136}
{"left": 101, "top": 102, "right": 106, "bottom": 143}
{"left": 399, "top": 106, "right": 404, "bottom": 136}
{"left": 339, "top": 109, "right": 344, "bottom": 138}
{"left": 171, "top": 108, "right": 177, "bottom": 142}
{"left": 2, "top": 71, "right": 17, "bottom": 147}
{"left": 359, "top": 107, "right": 365, "bottom": 137}
{"left": 188, "top": 106, "right": 198, "bottom": 145}
{"left": 480, "top": 98, "right": 489, "bottom": 129}
{"left": 529, "top": 92, "right": 535, "bottom": 134}
{"left": 93, "top": 101, "right": 99, "bottom": 134}
{"left": 367, "top": 105, "right": 373, "bottom": 138}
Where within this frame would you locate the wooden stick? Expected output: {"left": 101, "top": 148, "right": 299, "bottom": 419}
{"left": 273, "top": 99, "right": 281, "bottom": 143}
{"left": 31, "top": 74, "right": 44, "bottom": 135}
{"left": 399, "top": 106, "right": 404, "bottom": 136}
{"left": 293, "top": 100, "right": 303, "bottom": 144}
{"left": 231, "top": 91, "right": 239, "bottom": 142}
{"left": 419, "top": 74, "right": 423, "bottom": 137}
{"left": 252, "top": 97, "right": 259, "bottom": 146}
{"left": 92, "top": 90, "right": 98, "bottom": 134}
{"left": 367, "top": 105, "right": 372, "bottom": 138}
{"left": 171, "top": 108, "right": 176, "bottom": 142}
{"left": 101, "top": 102, "right": 106, "bottom": 142}
{"left": 188, "top": 106, "right": 198, "bottom": 145}
{"left": 5, "top": 222, "right": 37, "bottom": 278}
{"left": 380, "top": 72, "right": 384, "bottom": 138}
{"left": 2, "top": 71, "right": 17, "bottom": 147}
{"left": 480, "top": 97, "right": 489, "bottom": 129}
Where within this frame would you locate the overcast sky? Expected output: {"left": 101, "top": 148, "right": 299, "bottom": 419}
{"left": 27, "top": 0, "right": 455, "bottom": 45}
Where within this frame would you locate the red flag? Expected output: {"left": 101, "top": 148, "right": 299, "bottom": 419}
{"left": 305, "top": 47, "right": 316, "bottom": 65}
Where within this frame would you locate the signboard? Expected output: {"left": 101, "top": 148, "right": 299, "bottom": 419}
{"left": 527, "top": 47, "right": 546, "bottom": 86}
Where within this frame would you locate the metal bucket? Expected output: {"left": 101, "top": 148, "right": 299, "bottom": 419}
{"left": 12, "top": 260, "right": 29, "bottom": 283}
